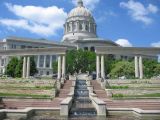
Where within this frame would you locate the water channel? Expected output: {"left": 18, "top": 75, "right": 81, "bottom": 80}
{"left": 69, "top": 79, "right": 97, "bottom": 118}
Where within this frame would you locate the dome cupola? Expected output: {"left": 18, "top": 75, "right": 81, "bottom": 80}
{"left": 62, "top": 0, "right": 97, "bottom": 43}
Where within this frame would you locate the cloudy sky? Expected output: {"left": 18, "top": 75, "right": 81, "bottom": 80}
{"left": 0, "top": 0, "right": 159, "bottom": 47}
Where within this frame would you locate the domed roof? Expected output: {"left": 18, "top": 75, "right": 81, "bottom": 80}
{"left": 68, "top": 0, "right": 92, "bottom": 18}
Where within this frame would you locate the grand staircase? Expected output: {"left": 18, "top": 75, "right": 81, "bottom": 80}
{"left": 3, "top": 80, "right": 72, "bottom": 109}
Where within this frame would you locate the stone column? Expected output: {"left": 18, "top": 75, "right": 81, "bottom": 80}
{"left": 76, "top": 21, "right": 79, "bottom": 31}
{"left": 50, "top": 55, "right": 52, "bottom": 69}
{"left": 89, "top": 22, "right": 91, "bottom": 32}
{"left": 101, "top": 55, "right": 105, "bottom": 79}
{"left": 134, "top": 56, "right": 139, "bottom": 78}
{"left": 139, "top": 56, "right": 143, "bottom": 79}
{"left": 96, "top": 55, "right": 100, "bottom": 79}
{"left": 43, "top": 55, "right": 46, "bottom": 68}
{"left": 26, "top": 56, "right": 30, "bottom": 78}
{"left": 66, "top": 23, "right": 68, "bottom": 33}
{"left": 22, "top": 56, "right": 27, "bottom": 78}
{"left": 61, "top": 55, "right": 66, "bottom": 84}
{"left": 62, "top": 55, "right": 66, "bottom": 79}
{"left": 82, "top": 22, "right": 85, "bottom": 31}
{"left": 57, "top": 55, "right": 62, "bottom": 80}
{"left": 70, "top": 22, "right": 73, "bottom": 32}
{"left": 37, "top": 55, "right": 40, "bottom": 68}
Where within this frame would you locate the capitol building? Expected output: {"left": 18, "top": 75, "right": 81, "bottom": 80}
{"left": 0, "top": 0, "right": 158, "bottom": 76}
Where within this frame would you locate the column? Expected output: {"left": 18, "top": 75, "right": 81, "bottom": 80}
{"left": 43, "top": 55, "right": 46, "bottom": 68}
{"left": 134, "top": 56, "right": 139, "bottom": 78}
{"left": 57, "top": 55, "right": 62, "bottom": 80}
{"left": 50, "top": 55, "right": 52, "bottom": 69}
{"left": 66, "top": 23, "right": 68, "bottom": 33}
{"left": 70, "top": 22, "right": 73, "bottom": 32}
{"left": 22, "top": 56, "right": 27, "bottom": 78}
{"left": 96, "top": 55, "right": 100, "bottom": 79}
{"left": 76, "top": 21, "right": 79, "bottom": 31}
{"left": 89, "top": 22, "right": 91, "bottom": 32}
{"left": 62, "top": 55, "right": 66, "bottom": 79}
{"left": 139, "top": 56, "right": 143, "bottom": 79}
{"left": 37, "top": 55, "right": 40, "bottom": 68}
{"left": 26, "top": 56, "right": 30, "bottom": 78}
{"left": 101, "top": 55, "right": 105, "bottom": 79}
{"left": 82, "top": 22, "right": 85, "bottom": 31}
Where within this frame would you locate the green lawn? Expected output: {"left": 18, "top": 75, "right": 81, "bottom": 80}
{"left": 113, "top": 93, "right": 160, "bottom": 99}
{"left": 0, "top": 92, "right": 52, "bottom": 98}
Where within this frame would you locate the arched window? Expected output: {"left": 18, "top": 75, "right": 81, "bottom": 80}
{"left": 85, "top": 25, "right": 88, "bottom": 31}
{"left": 68, "top": 24, "right": 70, "bottom": 32}
{"left": 79, "top": 23, "right": 82, "bottom": 31}
{"left": 73, "top": 22, "right": 76, "bottom": 31}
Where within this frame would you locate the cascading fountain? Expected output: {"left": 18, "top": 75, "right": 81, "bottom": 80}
{"left": 69, "top": 79, "right": 97, "bottom": 118}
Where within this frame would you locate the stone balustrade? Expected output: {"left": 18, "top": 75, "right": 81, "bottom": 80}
{"left": 89, "top": 93, "right": 106, "bottom": 116}
{"left": 60, "top": 97, "right": 73, "bottom": 116}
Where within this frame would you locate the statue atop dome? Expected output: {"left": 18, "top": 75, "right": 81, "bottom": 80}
{"left": 77, "top": 0, "right": 84, "bottom": 7}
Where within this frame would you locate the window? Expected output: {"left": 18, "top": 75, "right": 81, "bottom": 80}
{"left": 79, "top": 23, "right": 82, "bottom": 31}
{"left": 46, "top": 55, "right": 50, "bottom": 68}
{"left": 73, "top": 22, "right": 76, "bottom": 31}
{"left": 85, "top": 25, "right": 88, "bottom": 31}
{"left": 90, "top": 47, "right": 95, "bottom": 52}
{"left": 40, "top": 55, "right": 44, "bottom": 67}
{"left": 46, "top": 71, "right": 50, "bottom": 75}
{"left": 84, "top": 47, "right": 88, "bottom": 51}
{"left": 21, "top": 45, "right": 26, "bottom": 49}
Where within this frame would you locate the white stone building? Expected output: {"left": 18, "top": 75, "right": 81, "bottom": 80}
{"left": 0, "top": 0, "right": 157, "bottom": 76}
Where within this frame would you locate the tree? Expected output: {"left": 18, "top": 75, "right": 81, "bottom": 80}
{"left": 52, "top": 61, "right": 58, "bottom": 73}
{"left": 30, "top": 57, "right": 38, "bottom": 76}
{"left": 15, "top": 58, "right": 23, "bottom": 78}
{"left": 143, "top": 59, "right": 160, "bottom": 78}
{"left": 6, "top": 56, "right": 37, "bottom": 78}
{"left": 6, "top": 57, "right": 19, "bottom": 77}
{"left": 109, "top": 61, "right": 135, "bottom": 79}
{"left": 65, "top": 49, "right": 96, "bottom": 75}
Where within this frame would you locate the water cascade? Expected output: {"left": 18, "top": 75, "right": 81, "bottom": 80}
{"left": 69, "top": 79, "right": 97, "bottom": 118}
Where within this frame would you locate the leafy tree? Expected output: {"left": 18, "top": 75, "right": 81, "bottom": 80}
{"left": 6, "top": 57, "right": 19, "bottom": 77}
{"left": 52, "top": 61, "right": 58, "bottom": 73}
{"left": 143, "top": 59, "right": 160, "bottom": 78}
{"left": 6, "top": 56, "right": 37, "bottom": 78}
{"left": 15, "top": 58, "right": 23, "bottom": 78}
{"left": 109, "top": 61, "right": 135, "bottom": 79}
{"left": 30, "top": 56, "right": 38, "bottom": 76}
{"left": 65, "top": 49, "right": 96, "bottom": 75}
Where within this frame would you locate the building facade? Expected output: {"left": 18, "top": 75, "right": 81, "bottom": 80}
{"left": 0, "top": 0, "right": 157, "bottom": 76}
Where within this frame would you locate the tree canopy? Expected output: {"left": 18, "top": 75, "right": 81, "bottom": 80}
{"left": 6, "top": 56, "right": 37, "bottom": 78}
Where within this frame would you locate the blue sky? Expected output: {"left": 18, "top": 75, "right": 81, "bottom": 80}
{"left": 0, "top": 0, "right": 159, "bottom": 47}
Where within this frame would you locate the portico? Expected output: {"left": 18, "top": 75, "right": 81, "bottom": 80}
{"left": 0, "top": 47, "right": 67, "bottom": 80}
{"left": 95, "top": 46, "right": 160, "bottom": 80}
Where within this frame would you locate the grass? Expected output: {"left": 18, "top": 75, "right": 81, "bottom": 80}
{"left": 0, "top": 92, "right": 51, "bottom": 98}
{"left": 112, "top": 93, "right": 160, "bottom": 99}
{"left": 0, "top": 86, "right": 54, "bottom": 90}
{"left": 110, "top": 86, "right": 129, "bottom": 89}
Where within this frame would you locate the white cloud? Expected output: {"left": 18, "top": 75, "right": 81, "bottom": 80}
{"left": 151, "top": 41, "right": 160, "bottom": 47}
{"left": 72, "top": 0, "right": 100, "bottom": 10}
{"left": 120, "top": 0, "right": 158, "bottom": 25}
{"left": 115, "top": 39, "right": 133, "bottom": 47}
{"left": 0, "top": 3, "right": 67, "bottom": 36}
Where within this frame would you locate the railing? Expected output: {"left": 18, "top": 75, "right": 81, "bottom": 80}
{"left": 60, "top": 97, "right": 73, "bottom": 116}
{"left": 89, "top": 93, "right": 106, "bottom": 116}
